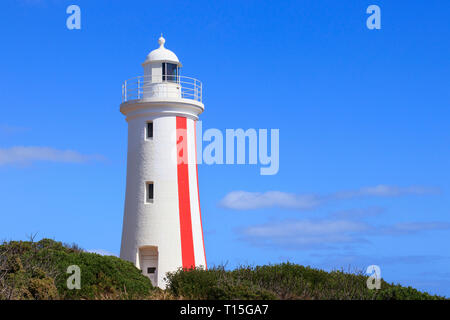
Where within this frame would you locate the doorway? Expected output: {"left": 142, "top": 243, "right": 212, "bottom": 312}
{"left": 139, "top": 247, "right": 158, "bottom": 287}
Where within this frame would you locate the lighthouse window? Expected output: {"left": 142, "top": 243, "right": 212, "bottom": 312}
{"left": 147, "top": 122, "right": 153, "bottom": 139}
{"left": 146, "top": 182, "right": 154, "bottom": 202}
{"left": 162, "top": 62, "right": 178, "bottom": 83}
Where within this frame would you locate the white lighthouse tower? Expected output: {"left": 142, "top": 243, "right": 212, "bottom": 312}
{"left": 119, "top": 35, "right": 206, "bottom": 288}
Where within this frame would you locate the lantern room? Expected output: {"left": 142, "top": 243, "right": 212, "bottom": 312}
{"left": 121, "top": 35, "right": 203, "bottom": 103}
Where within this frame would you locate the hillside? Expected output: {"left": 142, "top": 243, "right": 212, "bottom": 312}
{"left": 0, "top": 239, "right": 445, "bottom": 300}
{"left": 0, "top": 239, "right": 152, "bottom": 299}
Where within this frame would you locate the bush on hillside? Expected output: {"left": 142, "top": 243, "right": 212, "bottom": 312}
{"left": 166, "top": 266, "right": 276, "bottom": 299}
{"left": 166, "top": 263, "right": 444, "bottom": 300}
{"left": 0, "top": 239, "right": 152, "bottom": 300}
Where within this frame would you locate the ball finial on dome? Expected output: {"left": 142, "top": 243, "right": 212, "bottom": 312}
{"left": 158, "top": 34, "right": 165, "bottom": 48}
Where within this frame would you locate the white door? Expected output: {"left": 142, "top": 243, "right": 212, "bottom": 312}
{"left": 141, "top": 254, "right": 158, "bottom": 287}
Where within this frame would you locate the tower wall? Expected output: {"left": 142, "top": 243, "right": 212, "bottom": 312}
{"left": 120, "top": 113, "right": 206, "bottom": 288}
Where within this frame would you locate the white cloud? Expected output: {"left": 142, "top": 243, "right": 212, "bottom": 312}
{"left": 220, "top": 185, "right": 439, "bottom": 211}
{"left": 87, "top": 249, "right": 118, "bottom": 257}
{"left": 334, "top": 185, "right": 439, "bottom": 199}
{"left": 331, "top": 206, "right": 385, "bottom": 219}
{"left": 239, "top": 218, "right": 450, "bottom": 250}
{"left": 381, "top": 222, "right": 450, "bottom": 235}
{"left": 220, "top": 191, "right": 321, "bottom": 210}
{"left": 241, "top": 219, "right": 370, "bottom": 249}
{"left": 0, "top": 146, "right": 104, "bottom": 166}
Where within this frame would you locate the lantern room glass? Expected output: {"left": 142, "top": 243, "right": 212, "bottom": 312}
{"left": 162, "top": 62, "right": 178, "bottom": 83}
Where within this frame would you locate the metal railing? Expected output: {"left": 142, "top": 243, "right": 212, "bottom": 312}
{"left": 121, "top": 75, "right": 202, "bottom": 103}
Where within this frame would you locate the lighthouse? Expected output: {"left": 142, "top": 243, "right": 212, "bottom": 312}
{"left": 119, "top": 35, "right": 206, "bottom": 288}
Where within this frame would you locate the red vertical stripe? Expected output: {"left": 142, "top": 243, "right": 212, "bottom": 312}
{"left": 194, "top": 121, "right": 207, "bottom": 269}
{"left": 176, "top": 117, "right": 195, "bottom": 269}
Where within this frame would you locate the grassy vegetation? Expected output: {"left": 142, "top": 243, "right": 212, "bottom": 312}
{"left": 166, "top": 264, "right": 445, "bottom": 300}
{"left": 0, "top": 239, "right": 446, "bottom": 300}
{"left": 0, "top": 239, "right": 152, "bottom": 299}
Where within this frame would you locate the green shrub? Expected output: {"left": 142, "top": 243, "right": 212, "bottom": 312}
{"left": 0, "top": 239, "right": 153, "bottom": 300}
{"left": 166, "top": 263, "right": 445, "bottom": 300}
{"left": 51, "top": 250, "right": 153, "bottom": 299}
{"left": 166, "top": 266, "right": 276, "bottom": 300}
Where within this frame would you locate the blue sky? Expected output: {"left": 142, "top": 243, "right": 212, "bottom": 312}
{"left": 0, "top": 0, "right": 449, "bottom": 296}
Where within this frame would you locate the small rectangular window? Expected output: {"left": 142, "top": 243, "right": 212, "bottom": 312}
{"left": 147, "top": 122, "right": 153, "bottom": 138}
{"left": 147, "top": 267, "right": 156, "bottom": 274}
{"left": 146, "top": 182, "right": 154, "bottom": 202}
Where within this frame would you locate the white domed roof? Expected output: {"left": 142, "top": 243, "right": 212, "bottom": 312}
{"left": 142, "top": 35, "right": 181, "bottom": 66}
